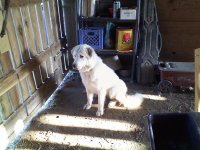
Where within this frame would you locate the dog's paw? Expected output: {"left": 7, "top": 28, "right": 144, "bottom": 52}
{"left": 83, "top": 104, "right": 91, "bottom": 110}
{"left": 108, "top": 101, "right": 117, "bottom": 108}
{"left": 96, "top": 110, "right": 104, "bottom": 116}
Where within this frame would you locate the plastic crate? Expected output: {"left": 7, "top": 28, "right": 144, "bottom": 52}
{"left": 79, "top": 27, "right": 103, "bottom": 49}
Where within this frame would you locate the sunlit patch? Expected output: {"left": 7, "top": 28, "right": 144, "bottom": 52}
{"left": 14, "top": 119, "right": 24, "bottom": 135}
{"left": 142, "top": 94, "right": 167, "bottom": 101}
{"left": 0, "top": 125, "right": 9, "bottom": 150}
{"left": 23, "top": 131, "right": 146, "bottom": 150}
{"left": 38, "top": 114, "right": 140, "bottom": 132}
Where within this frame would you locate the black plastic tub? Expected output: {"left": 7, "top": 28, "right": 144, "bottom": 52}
{"left": 147, "top": 113, "right": 200, "bottom": 150}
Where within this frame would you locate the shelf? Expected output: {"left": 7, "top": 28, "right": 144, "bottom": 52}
{"left": 79, "top": 16, "right": 136, "bottom": 23}
{"left": 95, "top": 49, "right": 133, "bottom": 56}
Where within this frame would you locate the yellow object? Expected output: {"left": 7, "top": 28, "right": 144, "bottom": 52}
{"left": 0, "top": 12, "right": 10, "bottom": 54}
{"left": 116, "top": 28, "right": 134, "bottom": 51}
{"left": 195, "top": 48, "right": 200, "bottom": 112}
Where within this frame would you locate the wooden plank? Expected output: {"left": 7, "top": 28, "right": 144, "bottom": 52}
{"left": 28, "top": 2, "right": 43, "bottom": 53}
{"left": 0, "top": 93, "right": 12, "bottom": 120}
{"left": 159, "top": 22, "right": 200, "bottom": 62}
{"left": 54, "top": 52, "right": 62, "bottom": 71}
{"left": 27, "top": 74, "right": 36, "bottom": 95}
{"left": 195, "top": 48, "right": 200, "bottom": 112}
{"left": 160, "top": 50, "right": 194, "bottom": 62}
{"left": 6, "top": 9, "right": 22, "bottom": 68}
{"left": 0, "top": 72, "right": 18, "bottom": 97}
{"left": 17, "top": 41, "right": 59, "bottom": 81}
{"left": 17, "top": 44, "right": 53, "bottom": 81}
{"left": 35, "top": 0, "right": 48, "bottom": 50}
{"left": 43, "top": 0, "right": 54, "bottom": 46}
{"left": 0, "top": 12, "right": 11, "bottom": 54}
{"left": 26, "top": 75, "right": 56, "bottom": 115}
{"left": 40, "top": 61, "right": 47, "bottom": 81}
{"left": 49, "top": 0, "right": 59, "bottom": 42}
{"left": 3, "top": 102, "right": 27, "bottom": 140}
{"left": 0, "top": 42, "right": 60, "bottom": 97}
{"left": 156, "top": 0, "right": 200, "bottom": 22}
{"left": 4, "top": 75, "right": 56, "bottom": 141}
{"left": 11, "top": 7, "right": 30, "bottom": 62}
{"left": 0, "top": 51, "right": 13, "bottom": 76}
{"left": 9, "top": 0, "right": 39, "bottom": 7}
{"left": 20, "top": 78, "right": 30, "bottom": 101}
{"left": 156, "top": 0, "right": 200, "bottom": 62}
{"left": 20, "top": 5, "right": 38, "bottom": 57}
{"left": 159, "top": 22, "right": 200, "bottom": 34}
{"left": 46, "top": 57, "right": 53, "bottom": 76}
{"left": 0, "top": 0, "right": 3, "bottom": 9}
{"left": 52, "top": 52, "right": 63, "bottom": 84}
{"left": 8, "top": 86, "right": 20, "bottom": 110}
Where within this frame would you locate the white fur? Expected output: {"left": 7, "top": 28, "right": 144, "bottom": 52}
{"left": 71, "top": 44, "right": 143, "bottom": 116}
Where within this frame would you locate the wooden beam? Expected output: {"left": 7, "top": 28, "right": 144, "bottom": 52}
{"left": 0, "top": 12, "right": 11, "bottom": 54}
{"left": 9, "top": 0, "right": 40, "bottom": 7}
{"left": 26, "top": 75, "right": 57, "bottom": 115}
{"left": 3, "top": 75, "right": 57, "bottom": 140}
{"left": 0, "top": 41, "right": 61, "bottom": 97}
{"left": 6, "top": 8, "right": 22, "bottom": 67}
{"left": 0, "top": 72, "right": 18, "bottom": 97}
{"left": 195, "top": 48, "right": 200, "bottom": 112}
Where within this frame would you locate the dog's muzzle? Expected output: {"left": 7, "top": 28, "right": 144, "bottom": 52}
{"left": 72, "top": 63, "right": 77, "bottom": 70}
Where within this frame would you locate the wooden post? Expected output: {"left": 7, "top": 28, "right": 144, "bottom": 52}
{"left": 195, "top": 48, "right": 200, "bottom": 112}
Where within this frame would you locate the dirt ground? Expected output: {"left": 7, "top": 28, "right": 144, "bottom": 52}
{"left": 8, "top": 74, "right": 194, "bottom": 150}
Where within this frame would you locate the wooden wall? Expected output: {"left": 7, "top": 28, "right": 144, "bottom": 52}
{"left": 195, "top": 48, "right": 200, "bottom": 112}
{"left": 0, "top": 0, "right": 65, "bottom": 142}
{"left": 156, "top": 0, "right": 200, "bottom": 62}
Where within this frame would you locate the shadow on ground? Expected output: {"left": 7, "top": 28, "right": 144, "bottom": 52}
{"left": 9, "top": 76, "right": 194, "bottom": 150}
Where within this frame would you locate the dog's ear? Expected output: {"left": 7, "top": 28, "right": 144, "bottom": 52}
{"left": 71, "top": 45, "right": 80, "bottom": 56}
{"left": 86, "top": 47, "right": 93, "bottom": 57}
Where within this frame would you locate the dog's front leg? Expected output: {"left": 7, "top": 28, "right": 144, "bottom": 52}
{"left": 96, "top": 90, "right": 106, "bottom": 116}
{"left": 83, "top": 90, "right": 94, "bottom": 110}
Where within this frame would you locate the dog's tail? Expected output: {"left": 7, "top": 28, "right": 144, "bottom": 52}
{"left": 123, "top": 93, "right": 144, "bottom": 110}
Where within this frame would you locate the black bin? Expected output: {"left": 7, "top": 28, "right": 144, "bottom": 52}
{"left": 147, "top": 113, "right": 200, "bottom": 150}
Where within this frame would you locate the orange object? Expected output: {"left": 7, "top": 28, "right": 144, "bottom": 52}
{"left": 116, "top": 28, "right": 134, "bottom": 51}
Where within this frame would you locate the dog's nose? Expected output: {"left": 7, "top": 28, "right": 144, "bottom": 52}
{"left": 72, "top": 63, "right": 77, "bottom": 69}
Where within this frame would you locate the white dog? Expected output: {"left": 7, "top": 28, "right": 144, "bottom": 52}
{"left": 71, "top": 44, "right": 143, "bottom": 116}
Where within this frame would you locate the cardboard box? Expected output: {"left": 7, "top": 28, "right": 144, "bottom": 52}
{"left": 120, "top": 8, "right": 136, "bottom": 20}
{"left": 116, "top": 28, "right": 134, "bottom": 51}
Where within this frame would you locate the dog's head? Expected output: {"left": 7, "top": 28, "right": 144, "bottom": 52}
{"left": 71, "top": 44, "right": 99, "bottom": 72}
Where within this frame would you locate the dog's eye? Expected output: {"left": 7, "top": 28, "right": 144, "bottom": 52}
{"left": 80, "top": 55, "right": 84, "bottom": 58}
